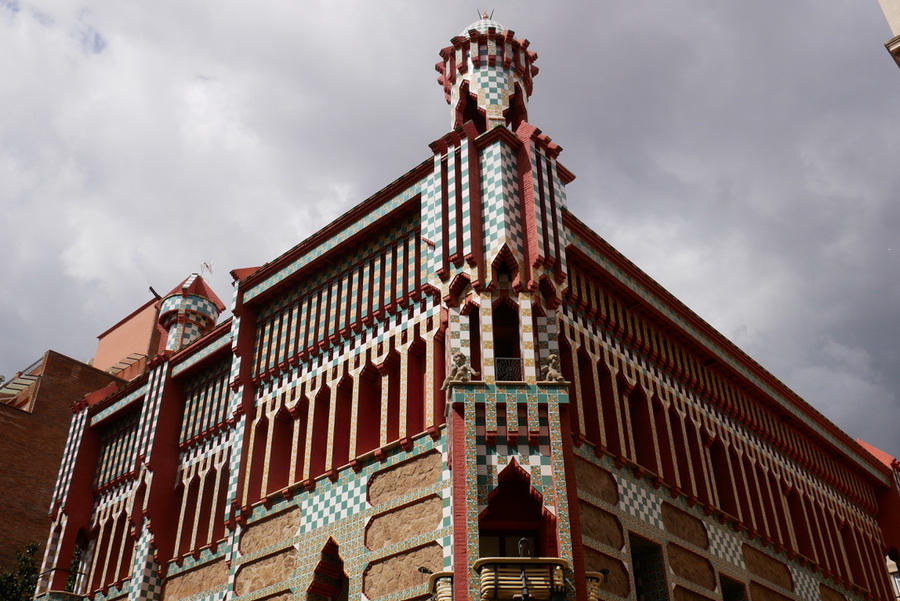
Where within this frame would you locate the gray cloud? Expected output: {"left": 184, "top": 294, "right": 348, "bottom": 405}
{"left": 1, "top": 1, "right": 898, "bottom": 456}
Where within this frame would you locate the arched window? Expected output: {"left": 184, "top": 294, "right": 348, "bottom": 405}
{"left": 307, "top": 538, "right": 348, "bottom": 601}
{"left": 492, "top": 300, "right": 522, "bottom": 381}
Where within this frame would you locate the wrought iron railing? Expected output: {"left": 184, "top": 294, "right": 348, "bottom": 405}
{"left": 495, "top": 357, "right": 523, "bottom": 381}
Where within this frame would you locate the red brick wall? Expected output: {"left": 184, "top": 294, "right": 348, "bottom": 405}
{"left": 0, "top": 351, "right": 120, "bottom": 572}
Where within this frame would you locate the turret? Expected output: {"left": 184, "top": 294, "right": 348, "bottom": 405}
{"left": 158, "top": 273, "right": 225, "bottom": 352}
{"left": 436, "top": 12, "right": 539, "bottom": 133}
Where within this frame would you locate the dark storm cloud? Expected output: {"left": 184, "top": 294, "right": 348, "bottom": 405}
{"left": 0, "top": 2, "right": 897, "bottom": 455}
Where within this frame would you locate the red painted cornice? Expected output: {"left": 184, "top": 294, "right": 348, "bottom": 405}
{"left": 564, "top": 211, "right": 891, "bottom": 482}
{"left": 168, "top": 318, "right": 233, "bottom": 367}
{"left": 238, "top": 157, "right": 433, "bottom": 298}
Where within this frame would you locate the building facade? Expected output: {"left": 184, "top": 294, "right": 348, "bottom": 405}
{"left": 0, "top": 350, "right": 121, "bottom": 573}
{"left": 877, "top": 0, "right": 900, "bottom": 66}
{"left": 36, "top": 16, "right": 900, "bottom": 601}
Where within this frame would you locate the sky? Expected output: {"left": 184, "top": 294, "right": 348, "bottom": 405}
{"left": 1, "top": 1, "right": 899, "bottom": 458}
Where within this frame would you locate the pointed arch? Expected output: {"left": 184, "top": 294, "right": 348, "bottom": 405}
{"left": 307, "top": 538, "right": 349, "bottom": 601}
{"left": 332, "top": 374, "right": 353, "bottom": 469}
{"left": 626, "top": 385, "right": 657, "bottom": 474}
{"left": 383, "top": 349, "right": 402, "bottom": 444}
{"left": 455, "top": 80, "right": 487, "bottom": 133}
{"left": 309, "top": 385, "right": 331, "bottom": 478}
{"left": 356, "top": 363, "right": 381, "bottom": 457}
{"left": 479, "top": 459, "right": 558, "bottom": 558}
{"left": 445, "top": 272, "right": 472, "bottom": 307}
{"left": 406, "top": 338, "right": 427, "bottom": 436}
{"left": 502, "top": 82, "right": 529, "bottom": 131}
{"left": 490, "top": 245, "right": 521, "bottom": 290}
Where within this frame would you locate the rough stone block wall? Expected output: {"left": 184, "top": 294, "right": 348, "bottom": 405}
{"left": 572, "top": 447, "right": 868, "bottom": 601}
{"left": 240, "top": 507, "right": 301, "bottom": 555}
{"left": 667, "top": 543, "right": 716, "bottom": 591}
{"left": 365, "top": 495, "right": 442, "bottom": 551}
{"left": 579, "top": 500, "right": 624, "bottom": 549}
{"left": 234, "top": 549, "right": 299, "bottom": 597}
{"left": 820, "top": 583, "right": 847, "bottom": 601}
{"left": 582, "top": 547, "right": 630, "bottom": 598}
{"left": 362, "top": 542, "right": 442, "bottom": 598}
{"left": 367, "top": 450, "right": 442, "bottom": 506}
{"left": 673, "top": 584, "right": 716, "bottom": 601}
{"left": 573, "top": 457, "right": 618, "bottom": 505}
{"left": 161, "top": 559, "right": 228, "bottom": 600}
{"left": 748, "top": 581, "right": 793, "bottom": 601}
{"left": 361, "top": 449, "right": 447, "bottom": 599}
{"left": 742, "top": 544, "right": 793, "bottom": 592}
{"left": 662, "top": 502, "right": 709, "bottom": 549}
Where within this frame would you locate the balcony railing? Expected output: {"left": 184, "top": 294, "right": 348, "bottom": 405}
{"left": 429, "top": 572, "right": 454, "bottom": 601}
{"left": 473, "top": 557, "right": 570, "bottom": 601}
{"left": 585, "top": 571, "right": 607, "bottom": 601}
{"left": 495, "top": 357, "right": 523, "bottom": 381}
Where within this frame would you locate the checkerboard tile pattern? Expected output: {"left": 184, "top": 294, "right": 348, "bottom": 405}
{"left": 446, "top": 148, "right": 458, "bottom": 261}
{"left": 172, "top": 332, "right": 230, "bottom": 376}
{"left": 480, "top": 140, "right": 525, "bottom": 270}
{"left": 790, "top": 564, "right": 819, "bottom": 601}
{"left": 90, "top": 384, "right": 147, "bottom": 426}
{"left": 300, "top": 475, "right": 369, "bottom": 533}
{"left": 476, "top": 68, "right": 511, "bottom": 107}
{"left": 549, "top": 160, "right": 570, "bottom": 276}
{"left": 245, "top": 183, "right": 420, "bottom": 302}
{"left": 53, "top": 408, "right": 88, "bottom": 507}
{"left": 616, "top": 473, "right": 665, "bottom": 531}
{"left": 422, "top": 159, "right": 442, "bottom": 275}
{"left": 135, "top": 364, "right": 166, "bottom": 461}
{"left": 127, "top": 528, "right": 162, "bottom": 601}
{"left": 707, "top": 522, "right": 746, "bottom": 569}
{"left": 474, "top": 401, "right": 555, "bottom": 507}
{"left": 459, "top": 138, "right": 473, "bottom": 261}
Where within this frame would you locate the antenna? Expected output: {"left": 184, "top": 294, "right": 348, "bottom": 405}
{"left": 201, "top": 261, "right": 214, "bottom": 275}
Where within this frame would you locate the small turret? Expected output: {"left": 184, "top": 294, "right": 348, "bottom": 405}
{"left": 158, "top": 273, "right": 225, "bottom": 352}
{"left": 436, "top": 12, "right": 539, "bottom": 133}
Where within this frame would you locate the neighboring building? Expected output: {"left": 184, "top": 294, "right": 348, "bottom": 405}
{"left": 35, "top": 15, "right": 900, "bottom": 601}
{"left": 878, "top": 0, "right": 900, "bottom": 67}
{"left": 858, "top": 441, "right": 900, "bottom": 601}
{"left": 0, "top": 350, "right": 121, "bottom": 573}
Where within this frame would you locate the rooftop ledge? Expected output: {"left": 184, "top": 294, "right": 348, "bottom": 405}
{"left": 887, "top": 33, "right": 900, "bottom": 68}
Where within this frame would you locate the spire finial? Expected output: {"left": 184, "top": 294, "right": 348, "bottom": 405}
{"left": 437, "top": 13, "right": 537, "bottom": 132}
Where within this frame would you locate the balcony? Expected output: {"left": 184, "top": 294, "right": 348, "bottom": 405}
{"left": 494, "top": 357, "right": 523, "bottom": 381}
{"left": 473, "top": 557, "right": 569, "bottom": 601}
{"left": 585, "top": 571, "right": 608, "bottom": 601}
{"left": 428, "top": 572, "right": 454, "bottom": 601}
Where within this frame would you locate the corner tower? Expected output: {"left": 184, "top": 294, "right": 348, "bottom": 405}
{"left": 436, "top": 13, "right": 539, "bottom": 132}
{"left": 158, "top": 273, "right": 225, "bottom": 352}
{"left": 426, "top": 15, "right": 583, "bottom": 601}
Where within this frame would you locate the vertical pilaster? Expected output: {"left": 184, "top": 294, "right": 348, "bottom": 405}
{"left": 127, "top": 527, "right": 162, "bottom": 601}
